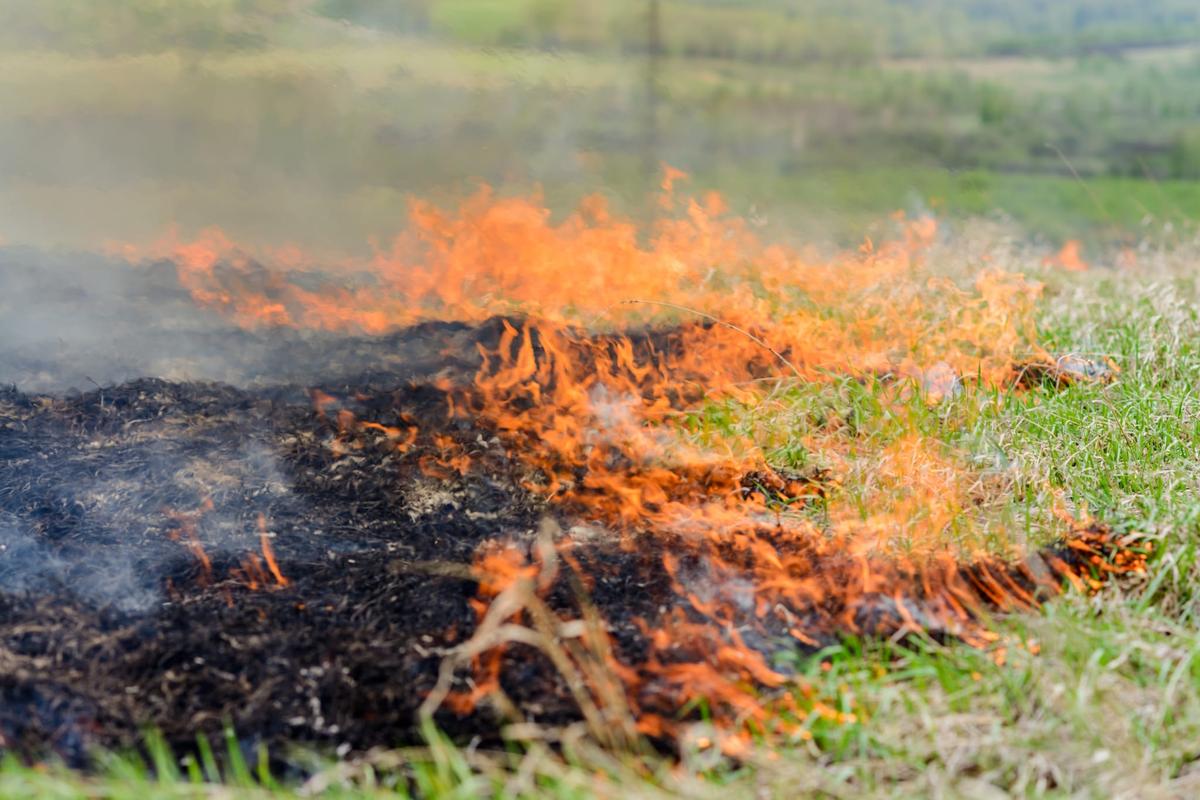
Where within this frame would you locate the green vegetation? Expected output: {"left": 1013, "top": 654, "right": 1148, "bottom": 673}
{"left": 2, "top": 1, "right": 1200, "bottom": 251}
{"left": 321, "top": 0, "right": 1200, "bottom": 61}
{"left": 12, "top": 1, "right": 1200, "bottom": 61}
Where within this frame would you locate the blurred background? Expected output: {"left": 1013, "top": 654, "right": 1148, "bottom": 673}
{"left": 1, "top": 0, "right": 1199, "bottom": 254}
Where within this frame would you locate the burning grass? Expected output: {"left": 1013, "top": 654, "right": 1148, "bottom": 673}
{"left": 0, "top": 177, "right": 1158, "bottom": 785}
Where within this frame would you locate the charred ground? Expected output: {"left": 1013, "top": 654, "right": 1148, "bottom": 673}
{"left": 0, "top": 316, "right": 710, "bottom": 764}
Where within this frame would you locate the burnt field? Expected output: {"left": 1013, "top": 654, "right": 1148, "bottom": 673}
{"left": 1, "top": 2, "right": 1198, "bottom": 793}
{"left": 0, "top": 281, "right": 1144, "bottom": 765}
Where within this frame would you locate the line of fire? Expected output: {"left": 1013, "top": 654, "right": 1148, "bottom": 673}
{"left": 0, "top": 177, "right": 1147, "bottom": 765}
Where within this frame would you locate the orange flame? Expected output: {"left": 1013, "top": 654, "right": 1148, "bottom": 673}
{"left": 165, "top": 498, "right": 215, "bottom": 586}
{"left": 166, "top": 502, "right": 291, "bottom": 593}
{"left": 258, "top": 514, "right": 289, "bottom": 588}
{"left": 1045, "top": 239, "right": 1089, "bottom": 272}
{"left": 125, "top": 173, "right": 1142, "bottom": 750}
{"left": 118, "top": 182, "right": 1038, "bottom": 389}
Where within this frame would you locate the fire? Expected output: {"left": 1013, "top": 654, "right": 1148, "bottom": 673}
{"left": 126, "top": 171, "right": 1144, "bottom": 752}
{"left": 165, "top": 500, "right": 215, "bottom": 586}
{"left": 119, "top": 174, "right": 1040, "bottom": 388}
{"left": 165, "top": 502, "right": 289, "bottom": 593}
{"left": 257, "top": 514, "right": 290, "bottom": 589}
{"left": 1045, "top": 239, "right": 1089, "bottom": 272}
